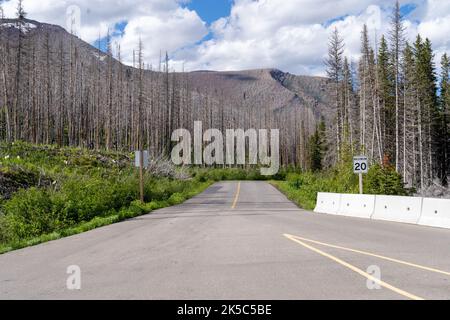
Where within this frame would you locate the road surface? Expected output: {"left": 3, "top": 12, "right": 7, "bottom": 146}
{"left": 1, "top": 181, "right": 450, "bottom": 300}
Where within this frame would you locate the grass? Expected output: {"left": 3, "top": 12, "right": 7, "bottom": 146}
{"left": 0, "top": 141, "right": 212, "bottom": 254}
{"left": 270, "top": 181, "right": 316, "bottom": 211}
{"left": 0, "top": 181, "right": 211, "bottom": 255}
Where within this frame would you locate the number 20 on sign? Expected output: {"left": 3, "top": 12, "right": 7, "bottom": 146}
{"left": 353, "top": 156, "right": 369, "bottom": 194}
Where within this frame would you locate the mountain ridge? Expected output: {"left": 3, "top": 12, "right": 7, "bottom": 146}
{"left": 0, "top": 17, "right": 333, "bottom": 166}
{"left": 0, "top": 18, "right": 332, "bottom": 114}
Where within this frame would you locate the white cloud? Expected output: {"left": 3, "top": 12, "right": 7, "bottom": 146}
{"left": 175, "top": 1, "right": 392, "bottom": 75}
{"left": 175, "top": 0, "right": 450, "bottom": 75}
{"left": 116, "top": 7, "right": 207, "bottom": 67}
{"left": 2, "top": 0, "right": 207, "bottom": 67}
{"left": 2, "top": 0, "right": 450, "bottom": 75}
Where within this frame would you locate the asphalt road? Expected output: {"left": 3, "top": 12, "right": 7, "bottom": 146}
{"left": 1, "top": 181, "right": 450, "bottom": 300}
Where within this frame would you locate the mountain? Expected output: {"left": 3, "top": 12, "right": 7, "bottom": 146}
{"left": 188, "top": 68, "right": 332, "bottom": 113}
{"left": 0, "top": 18, "right": 333, "bottom": 167}
{"left": 0, "top": 18, "right": 333, "bottom": 112}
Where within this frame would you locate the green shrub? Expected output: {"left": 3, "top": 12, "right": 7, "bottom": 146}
{"left": 365, "top": 164, "right": 407, "bottom": 195}
{"left": 168, "top": 193, "right": 185, "bottom": 205}
{"left": 0, "top": 214, "right": 11, "bottom": 243}
{"left": 52, "top": 177, "right": 116, "bottom": 225}
{"left": 2, "top": 188, "right": 55, "bottom": 241}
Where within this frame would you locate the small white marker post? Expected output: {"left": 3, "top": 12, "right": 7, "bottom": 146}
{"left": 135, "top": 150, "right": 149, "bottom": 203}
{"left": 353, "top": 156, "right": 369, "bottom": 194}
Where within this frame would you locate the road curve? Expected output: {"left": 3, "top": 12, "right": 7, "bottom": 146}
{"left": 1, "top": 181, "right": 450, "bottom": 300}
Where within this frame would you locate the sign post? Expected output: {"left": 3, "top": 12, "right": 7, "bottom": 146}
{"left": 359, "top": 172, "right": 363, "bottom": 195}
{"left": 135, "top": 150, "right": 149, "bottom": 203}
{"left": 353, "top": 156, "right": 369, "bottom": 194}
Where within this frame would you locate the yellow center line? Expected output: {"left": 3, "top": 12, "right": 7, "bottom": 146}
{"left": 284, "top": 234, "right": 424, "bottom": 300}
{"left": 231, "top": 182, "right": 241, "bottom": 209}
{"left": 287, "top": 234, "right": 450, "bottom": 277}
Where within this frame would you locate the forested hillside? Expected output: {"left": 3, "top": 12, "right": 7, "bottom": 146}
{"left": 0, "top": 16, "right": 329, "bottom": 169}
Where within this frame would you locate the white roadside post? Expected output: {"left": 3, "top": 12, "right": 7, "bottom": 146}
{"left": 135, "top": 150, "right": 149, "bottom": 203}
{"left": 353, "top": 156, "right": 369, "bottom": 194}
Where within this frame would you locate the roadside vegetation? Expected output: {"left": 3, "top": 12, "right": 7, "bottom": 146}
{"left": 271, "top": 162, "right": 407, "bottom": 211}
{"left": 271, "top": 132, "right": 408, "bottom": 210}
{"left": 0, "top": 142, "right": 211, "bottom": 254}
{"left": 0, "top": 141, "right": 408, "bottom": 254}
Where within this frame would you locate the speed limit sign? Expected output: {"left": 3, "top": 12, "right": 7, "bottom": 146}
{"left": 354, "top": 156, "right": 368, "bottom": 194}
{"left": 353, "top": 156, "right": 369, "bottom": 174}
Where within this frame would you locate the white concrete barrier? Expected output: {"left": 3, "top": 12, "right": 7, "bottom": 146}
{"left": 418, "top": 198, "right": 450, "bottom": 229}
{"left": 337, "top": 194, "right": 376, "bottom": 219}
{"left": 314, "top": 193, "right": 341, "bottom": 215}
{"left": 372, "top": 195, "right": 422, "bottom": 224}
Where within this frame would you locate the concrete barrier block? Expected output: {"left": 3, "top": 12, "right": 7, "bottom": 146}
{"left": 338, "top": 194, "right": 376, "bottom": 219}
{"left": 418, "top": 198, "right": 450, "bottom": 229}
{"left": 314, "top": 193, "right": 341, "bottom": 215}
{"left": 372, "top": 195, "right": 422, "bottom": 224}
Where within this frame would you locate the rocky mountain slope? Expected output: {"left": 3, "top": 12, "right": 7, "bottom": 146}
{"left": 0, "top": 17, "right": 332, "bottom": 116}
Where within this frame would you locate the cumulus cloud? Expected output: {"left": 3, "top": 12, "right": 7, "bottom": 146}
{"left": 2, "top": 0, "right": 208, "bottom": 67}
{"left": 418, "top": 0, "right": 450, "bottom": 50}
{"left": 116, "top": 7, "right": 208, "bottom": 67}
{"left": 2, "top": 0, "right": 450, "bottom": 75}
{"left": 175, "top": 1, "right": 392, "bottom": 75}
{"left": 176, "top": 0, "right": 450, "bottom": 75}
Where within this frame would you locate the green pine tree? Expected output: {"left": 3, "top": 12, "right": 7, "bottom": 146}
{"left": 438, "top": 54, "right": 450, "bottom": 185}
{"left": 413, "top": 36, "right": 438, "bottom": 188}
{"left": 308, "top": 121, "right": 326, "bottom": 172}
{"left": 378, "top": 35, "right": 395, "bottom": 163}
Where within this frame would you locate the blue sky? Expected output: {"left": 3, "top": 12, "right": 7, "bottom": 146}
{"left": 184, "top": 0, "right": 233, "bottom": 25}
{"left": 95, "top": 1, "right": 233, "bottom": 52}
{"left": 400, "top": 3, "right": 417, "bottom": 16}
{"left": 2, "top": 0, "right": 450, "bottom": 75}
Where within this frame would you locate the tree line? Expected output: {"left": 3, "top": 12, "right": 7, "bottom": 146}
{"left": 324, "top": 1, "right": 449, "bottom": 189}
{"left": 0, "top": 2, "right": 318, "bottom": 170}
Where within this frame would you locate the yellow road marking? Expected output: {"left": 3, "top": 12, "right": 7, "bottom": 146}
{"left": 287, "top": 234, "right": 450, "bottom": 276}
{"left": 284, "top": 234, "right": 424, "bottom": 300}
{"left": 231, "top": 182, "right": 241, "bottom": 209}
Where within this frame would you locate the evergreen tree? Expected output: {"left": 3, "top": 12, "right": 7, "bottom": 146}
{"left": 414, "top": 36, "right": 438, "bottom": 188}
{"left": 358, "top": 25, "right": 371, "bottom": 154}
{"left": 342, "top": 56, "right": 355, "bottom": 149}
{"left": 438, "top": 54, "right": 450, "bottom": 185}
{"left": 325, "top": 27, "right": 345, "bottom": 163}
{"left": 308, "top": 121, "right": 326, "bottom": 172}
{"left": 389, "top": 0, "right": 405, "bottom": 171}
{"left": 378, "top": 35, "right": 395, "bottom": 164}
